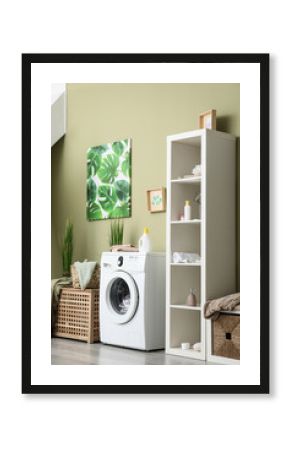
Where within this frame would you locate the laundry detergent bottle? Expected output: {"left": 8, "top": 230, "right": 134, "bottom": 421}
{"left": 139, "top": 227, "right": 151, "bottom": 253}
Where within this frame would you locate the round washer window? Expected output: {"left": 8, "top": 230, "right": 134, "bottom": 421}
{"left": 110, "top": 277, "right": 131, "bottom": 315}
{"left": 106, "top": 271, "right": 139, "bottom": 324}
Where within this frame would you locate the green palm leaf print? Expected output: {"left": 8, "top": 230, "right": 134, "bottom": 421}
{"left": 86, "top": 139, "right": 131, "bottom": 220}
{"left": 97, "top": 154, "right": 119, "bottom": 184}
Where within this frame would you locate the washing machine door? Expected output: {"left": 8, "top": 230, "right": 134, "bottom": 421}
{"left": 106, "top": 271, "right": 139, "bottom": 324}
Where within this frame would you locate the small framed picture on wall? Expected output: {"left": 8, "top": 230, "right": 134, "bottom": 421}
{"left": 147, "top": 187, "right": 166, "bottom": 213}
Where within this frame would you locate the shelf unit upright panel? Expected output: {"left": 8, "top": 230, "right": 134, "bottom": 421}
{"left": 166, "top": 129, "right": 237, "bottom": 364}
{"left": 166, "top": 130, "right": 206, "bottom": 361}
{"left": 204, "top": 130, "right": 238, "bottom": 364}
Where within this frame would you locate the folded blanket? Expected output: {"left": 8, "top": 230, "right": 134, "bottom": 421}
{"left": 111, "top": 244, "right": 139, "bottom": 252}
{"left": 204, "top": 292, "right": 240, "bottom": 320}
{"left": 51, "top": 277, "right": 72, "bottom": 332}
{"left": 74, "top": 261, "right": 97, "bottom": 290}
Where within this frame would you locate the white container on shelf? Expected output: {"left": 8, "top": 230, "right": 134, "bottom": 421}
{"left": 139, "top": 227, "right": 151, "bottom": 253}
{"left": 181, "top": 342, "right": 190, "bottom": 350}
{"left": 184, "top": 200, "right": 191, "bottom": 220}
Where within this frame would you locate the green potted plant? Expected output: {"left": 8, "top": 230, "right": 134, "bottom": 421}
{"left": 109, "top": 218, "right": 124, "bottom": 247}
{"left": 62, "top": 219, "right": 73, "bottom": 277}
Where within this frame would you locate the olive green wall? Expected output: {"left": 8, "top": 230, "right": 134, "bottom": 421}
{"left": 51, "top": 83, "right": 240, "bottom": 278}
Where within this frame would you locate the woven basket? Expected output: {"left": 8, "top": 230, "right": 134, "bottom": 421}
{"left": 212, "top": 313, "right": 240, "bottom": 360}
{"left": 53, "top": 288, "right": 99, "bottom": 343}
{"left": 71, "top": 263, "right": 100, "bottom": 289}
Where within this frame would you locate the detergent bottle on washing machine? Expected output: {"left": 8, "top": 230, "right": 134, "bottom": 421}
{"left": 138, "top": 227, "right": 151, "bottom": 253}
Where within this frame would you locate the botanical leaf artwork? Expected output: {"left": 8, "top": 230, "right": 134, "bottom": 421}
{"left": 152, "top": 194, "right": 162, "bottom": 206}
{"left": 86, "top": 139, "right": 131, "bottom": 220}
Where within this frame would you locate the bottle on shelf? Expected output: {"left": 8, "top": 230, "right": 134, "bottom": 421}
{"left": 184, "top": 200, "right": 191, "bottom": 221}
{"left": 138, "top": 227, "right": 151, "bottom": 253}
{"left": 186, "top": 288, "right": 197, "bottom": 307}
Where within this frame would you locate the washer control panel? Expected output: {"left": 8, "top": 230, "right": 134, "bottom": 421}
{"left": 101, "top": 252, "right": 153, "bottom": 273}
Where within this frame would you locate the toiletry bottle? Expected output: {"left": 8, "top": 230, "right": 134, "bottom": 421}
{"left": 186, "top": 289, "right": 197, "bottom": 306}
{"left": 139, "top": 227, "right": 151, "bottom": 253}
{"left": 184, "top": 200, "right": 191, "bottom": 221}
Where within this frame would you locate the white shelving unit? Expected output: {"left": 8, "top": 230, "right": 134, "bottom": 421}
{"left": 166, "top": 129, "right": 237, "bottom": 363}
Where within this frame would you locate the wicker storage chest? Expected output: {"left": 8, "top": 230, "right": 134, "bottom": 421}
{"left": 53, "top": 288, "right": 99, "bottom": 343}
{"left": 212, "top": 313, "right": 240, "bottom": 360}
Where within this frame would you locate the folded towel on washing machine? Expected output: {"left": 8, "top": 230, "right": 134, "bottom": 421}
{"left": 111, "top": 244, "right": 139, "bottom": 252}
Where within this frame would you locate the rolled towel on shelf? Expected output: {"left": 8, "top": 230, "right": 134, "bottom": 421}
{"left": 192, "top": 164, "right": 201, "bottom": 176}
{"left": 172, "top": 252, "right": 201, "bottom": 264}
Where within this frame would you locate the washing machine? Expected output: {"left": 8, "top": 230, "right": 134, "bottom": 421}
{"left": 100, "top": 252, "right": 165, "bottom": 350}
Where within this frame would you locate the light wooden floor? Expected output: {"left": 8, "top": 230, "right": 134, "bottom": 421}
{"left": 51, "top": 338, "right": 207, "bottom": 365}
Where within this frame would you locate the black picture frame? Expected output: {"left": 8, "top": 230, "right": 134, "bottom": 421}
{"left": 22, "top": 53, "right": 269, "bottom": 394}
